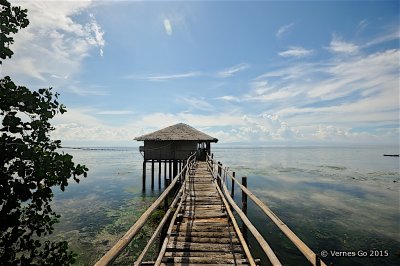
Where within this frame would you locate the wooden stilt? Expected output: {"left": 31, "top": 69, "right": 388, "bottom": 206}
{"left": 158, "top": 160, "right": 162, "bottom": 189}
{"left": 151, "top": 160, "right": 155, "bottom": 190}
{"left": 231, "top": 171, "right": 235, "bottom": 199}
{"left": 168, "top": 160, "right": 172, "bottom": 186}
{"left": 164, "top": 160, "right": 167, "bottom": 188}
{"left": 173, "top": 159, "right": 178, "bottom": 181}
{"left": 242, "top": 176, "right": 248, "bottom": 242}
{"left": 142, "top": 160, "right": 146, "bottom": 191}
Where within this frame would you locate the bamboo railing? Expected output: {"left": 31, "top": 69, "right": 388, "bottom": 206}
{"left": 206, "top": 154, "right": 327, "bottom": 266}
{"left": 95, "top": 153, "right": 196, "bottom": 266}
{"left": 95, "top": 151, "right": 327, "bottom": 266}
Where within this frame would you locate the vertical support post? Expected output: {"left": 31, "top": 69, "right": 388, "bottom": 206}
{"left": 217, "top": 162, "right": 222, "bottom": 188}
{"left": 151, "top": 160, "right": 155, "bottom": 190}
{"left": 142, "top": 160, "right": 146, "bottom": 191}
{"left": 211, "top": 153, "right": 214, "bottom": 170}
{"left": 231, "top": 171, "right": 235, "bottom": 199}
{"left": 173, "top": 160, "right": 178, "bottom": 181}
{"left": 242, "top": 176, "right": 248, "bottom": 242}
{"left": 168, "top": 160, "right": 172, "bottom": 186}
{"left": 177, "top": 160, "right": 181, "bottom": 183}
{"left": 158, "top": 160, "right": 162, "bottom": 189}
{"left": 164, "top": 160, "right": 167, "bottom": 188}
{"left": 316, "top": 254, "right": 321, "bottom": 266}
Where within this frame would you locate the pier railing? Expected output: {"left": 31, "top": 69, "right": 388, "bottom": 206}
{"left": 95, "top": 152, "right": 327, "bottom": 265}
{"left": 206, "top": 154, "right": 327, "bottom": 266}
{"left": 95, "top": 153, "right": 197, "bottom": 266}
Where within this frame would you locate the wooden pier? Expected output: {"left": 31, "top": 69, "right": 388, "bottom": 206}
{"left": 156, "top": 161, "right": 252, "bottom": 265}
{"left": 95, "top": 153, "right": 327, "bottom": 266}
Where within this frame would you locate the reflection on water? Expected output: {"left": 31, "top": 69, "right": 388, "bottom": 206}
{"left": 214, "top": 146, "right": 400, "bottom": 266}
{"left": 51, "top": 146, "right": 399, "bottom": 265}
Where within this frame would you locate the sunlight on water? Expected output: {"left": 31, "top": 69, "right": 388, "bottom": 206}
{"left": 213, "top": 146, "right": 400, "bottom": 266}
{"left": 51, "top": 146, "right": 399, "bottom": 265}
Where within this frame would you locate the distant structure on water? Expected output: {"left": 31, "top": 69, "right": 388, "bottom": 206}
{"left": 134, "top": 123, "right": 218, "bottom": 190}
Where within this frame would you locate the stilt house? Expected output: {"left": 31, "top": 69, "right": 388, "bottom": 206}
{"left": 134, "top": 123, "right": 218, "bottom": 190}
{"left": 134, "top": 123, "right": 218, "bottom": 161}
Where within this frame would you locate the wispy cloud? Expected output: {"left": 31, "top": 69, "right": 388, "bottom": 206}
{"left": 180, "top": 97, "right": 214, "bottom": 112}
{"left": 66, "top": 83, "right": 109, "bottom": 96}
{"left": 364, "top": 27, "right": 400, "bottom": 48}
{"left": 217, "top": 63, "right": 250, "bottom": 78}
{"left": 215, "top": 95, "right": 241, "bottom": 102}
{"left": 125, "top": 71, "right": 201, "bottom": 81}
{"left": 96, "top": 110, "right": 134, "bottom": 115}
{"left": 279, "top": 46, "right": 313, "bottom": 58}
{"left": 276, "top": 23, "right": 294, "bottom": 38}
{"left": 327, "top": 34, "right": 359, "bottom": 54}
{"left": 163, "top": 19, "right": 173, "bottom": 35}
{"left": 357, "top": 19, "right": 369, "bottom": 32}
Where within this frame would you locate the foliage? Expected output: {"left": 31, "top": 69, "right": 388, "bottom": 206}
{"left": 0, "top": 0, "right": 88, "bottom": 264}
{"left": 0, "top": 0, "right": 29, "bottom": 63}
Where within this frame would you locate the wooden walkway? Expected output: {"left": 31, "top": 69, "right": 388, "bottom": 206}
{"left": 160, "top": 161, "right": 249, "bottom": 265}
{"left": 95, "top": 154, "right": 327, "bottom": 266}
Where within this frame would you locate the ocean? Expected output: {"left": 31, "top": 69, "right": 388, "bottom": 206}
{"left": 52, "top": 146, "right": 400, "bottom": 265}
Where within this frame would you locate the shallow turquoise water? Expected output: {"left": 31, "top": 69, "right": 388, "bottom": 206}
{"left": 52, "top": 146, "right": 399, "bottom": 265}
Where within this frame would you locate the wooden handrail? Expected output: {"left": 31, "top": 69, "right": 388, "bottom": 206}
{"left": 206, "top": 162, "right": 257, "bottom": 266}
{"left": 206, "top": 154, "right": 326, "bottom": 266}
{"left": 154, "top": 176, "right": 189, "bottom": 265}
{"left": 95, "top": 154, "right": 196, "bottom": 266}
{"left": 207, "top": 159, "right": 282, "bottom": 266}
{"left": 134, "top": 187, "right": 184, "bottom": 266}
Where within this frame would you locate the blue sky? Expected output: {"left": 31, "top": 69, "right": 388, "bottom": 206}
{"left": 3, "top": 0, "right": 399, "bottom": 146}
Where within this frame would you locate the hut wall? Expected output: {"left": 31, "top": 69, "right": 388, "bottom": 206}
{"left": 144, "top": 141, "right": 197, "bottom": 160}
{"left": 174, "top": 141, "right": 197, "bottom": 160}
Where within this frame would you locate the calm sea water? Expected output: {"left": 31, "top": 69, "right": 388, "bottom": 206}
{"left": 52, "top": 146, "right": 400, "bottom": 265}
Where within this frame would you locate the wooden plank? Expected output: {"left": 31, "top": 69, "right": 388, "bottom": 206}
{"left": 161, "top": 256, "right": 249, "bottom": 264}
{"left": 172, "top": 231, "right": 235, "bottom": 238}
{"left": 160, "top": 161, "right": 251, "bottom": 265}
{"left": 164, "top": 251, "right": 244, "bottom": 259}
{"left": 166, "top": 242, "right": 244, "bottom": 253}
{"left": 169, "top": 236, "right": 240, "bottom": 244}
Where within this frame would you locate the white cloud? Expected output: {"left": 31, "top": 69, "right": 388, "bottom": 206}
{"left": 364, "top": 28, "right": 400, "bottom": 48}
{"left": 215, "top": 95, "right": 241, "bottom": 102}
{"left": 327, "top": 34, "right": 359, "bottom": 54}
{"left": 180, "top": 97, "right": 214, "bottom": 112}
{"left": 163, "top": 19, "right": 173, "bottom": 35}
{"left": 96, "top": 110, "right": 134, "bottom": 115}
{"left": 357, "top": 19, "right": 369, "bottom": 32}
{"left": 276, "top": 23, "right": 294, "bottom": 38}
{"left": 279, "top": 46, "right": 313, "bottom": 58}
{"left": 125, "top": 71, "right": 201, "bottom": 81}
{"left": 217, "top": 63, "right": 250, "bottom": 78}
{"left": 308, "top": 49, "right": 398, "bottom": 100}
{"left": 2, "top": 1, "right": 104, "bottom": 87}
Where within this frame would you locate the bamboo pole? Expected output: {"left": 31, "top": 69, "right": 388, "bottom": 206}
{"left": 223, "top": 162, "right": 327, "bottom": 266}
{"left": 206, "top": 158, "right": 282, "bottom": 266}
{"left": 134, "top": 187, "right": 184, "bottom": 266}
{"left": 208, "top": 164, "right": 257, "bottom": 266}
{"left": 95, "top": 154, "right": 195, "bottom": 266}
{"left": 231, "top": 171, "right": 235, "bottom": 199}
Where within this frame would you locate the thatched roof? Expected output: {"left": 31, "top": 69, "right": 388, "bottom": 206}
{"left": 134, "top": 123, "right": 218, "bottom": 142}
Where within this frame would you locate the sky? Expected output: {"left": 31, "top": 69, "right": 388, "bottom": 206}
{"left": 2, "top": 0, "right": 399, "bottom": 146}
